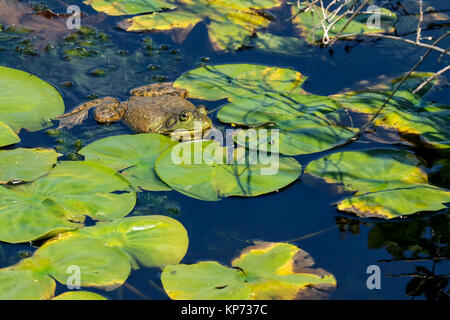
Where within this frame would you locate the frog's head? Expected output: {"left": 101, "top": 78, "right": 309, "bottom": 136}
{"left": 160, "top": 105, "right": 213, "bottom": 136}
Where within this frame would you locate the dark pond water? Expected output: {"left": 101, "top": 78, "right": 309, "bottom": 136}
{"left": 0, "top": 0, "right": 449, "bottom": 300}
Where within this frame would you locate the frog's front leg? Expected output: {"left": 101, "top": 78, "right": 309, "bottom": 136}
{"left": 130, "top": 82, "right": 189, "bottom": 98}
{"left": 57, "top": 97, "right": 120, "bottom": 129}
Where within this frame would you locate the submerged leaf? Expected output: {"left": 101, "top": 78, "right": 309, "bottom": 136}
{"left": 306, "top": 149, "right": 450, "bottom": 219}
{"left": 161, "top": 241, "right": 336, "bottom": 300}
{"left": 0, "top": 161, "right": 136, "bottom": 243}
{"left": 0, "top": 148, "right": 58, "bottom": 183}
{"left": 79, "top": 133, "right": 178, "bottom": 191}
{"left": 0, "top": 66, "right": 65, "bottom": 132}
{"left": 111, "top": 0, "right": 283, "bottom": 51}
{"left": 155, "top": 140, "right": 302, "bottom": 201}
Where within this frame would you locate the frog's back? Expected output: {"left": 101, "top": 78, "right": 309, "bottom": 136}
{"left": 122, "top": 95, "right": 196, "bottom": 133}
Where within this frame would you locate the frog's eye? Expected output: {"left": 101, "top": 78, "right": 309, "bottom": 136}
{"left": 196, "top": 106, "right": 207, "bottom": 116}
{"left": 179, "top": 111, "right": 193, "bottom": 122}
{"left": 165, "top": 116, "right": 178, "bottom": 128}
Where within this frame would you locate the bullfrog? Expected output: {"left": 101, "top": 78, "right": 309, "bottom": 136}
{"left": 57, "top": 82, "right": 213, "bottom": 135}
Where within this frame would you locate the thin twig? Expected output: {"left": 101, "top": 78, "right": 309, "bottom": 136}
{"left": 326, "top": 0, "right": 371, "bottom": 46}
{"left": 123, "top": 283, "right": 151, "bottom": 300}
{"left": 333, "top": 32, "right": 450, "bottom": 56}
{"left": 285, "top": 0, "right": 321, "bottom": 22}
{"left": 416, "top": 0, "right": 423, "bottom": 43}
{"left": 379, "top": 256, "right": 448, "bottom": 263}
{"left": 413, "top": 65, "right": 450, "bottom": 94}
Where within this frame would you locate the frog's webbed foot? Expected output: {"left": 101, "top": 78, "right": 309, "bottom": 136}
{"left": 56, "top": 97, "right": 119, "bottom": 129}
{"left": 130, "top": 82, "right": 189, "bottom": 98}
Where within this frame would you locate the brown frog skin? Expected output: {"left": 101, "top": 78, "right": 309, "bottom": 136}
{"left": 57, "top": 82, "right": 213, "bottom": 135}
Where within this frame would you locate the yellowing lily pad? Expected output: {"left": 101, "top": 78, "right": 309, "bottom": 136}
{"left": 0, "top": 148, "right": 58, "bottom": 183}
{"left": 174, "top": 64, "right": 305, "bottom": 101}
{"left": 0, "top": 215, "right": 188, "bottom": 299}
{"left": 155, "top": 140, "right": 302, "bottom": 201}
{"left": 305, "top": 149, "right": 450, "bottom": 219}
{"left": 79, "top": 133, "right": 178, "bottom": 191}
{"left": 333, "top": 90, "right": 450, "bottom": 149}
{"left": 0, "top": 66, "right": 65, "bottom": 132}
{"left": 52, "top": 291, "right": 107, "bottom": 300}
{"left": 292, "top": 3, "right": 397, "bottom": 44}
{"left": 0, "top": 120, "right": 20, "bottom": 147}
{"left": 109, "top": 0, "right": 283, "bottom": 51}
{"left": 0, "top": 161, "right": 136, "bottom": 243}
{"left": 161, "top": 241, "right": 336, "bottom": 300}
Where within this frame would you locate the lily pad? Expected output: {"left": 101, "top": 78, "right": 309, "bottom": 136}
{"left": 0, "top": 120, "right": 20, "bottom": 147}
{"left": 0, "top": 161, "right": 136, "bottom": 243}
{"left": 108, "top": 0, "right": 283, "bottom": 51}
{"left": 0, "top": 148, "right": 58, "bottom": 183}
{"left": 305, "top": 149, "right": 450, "bottom": 219}
{"left": 0, "top": 66, "right": 65, "bottom": 132}
{"left": 219, "top": 92, "right": 357, "bottom": 155}
{"left": 52, "top": 291, "right": 107, "bottom": 300}
{"left": 161, "top": 241, "right": 336, "bottom": 300}
{"left": 0, "top": 268, "right": 56, "bottom": 300}
{"left": 0, "top": 215, "right": 188, "bottom": 299}
{"left": 83, "top": 0, "right": 176, "bottom": 15}
{"left": 291, "top": 3, "right": 397, "bottom": 44}
{"left": 155, "top": 140, "right": 302, "bottom": 201}
{"left": 79, "top": 133, "right": 178, "bottom": 191}
{"left": 77, "top": 215, "right": 189, "bottom": 268}
{"left": 174, "top": 64, "right": 305, "bottom": 101}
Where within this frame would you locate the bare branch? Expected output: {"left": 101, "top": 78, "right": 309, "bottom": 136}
{"left": 333, "top": 32, "right": 450, "bottom": 56}
{"left": 416, "top": 0, "right": 423, "bottom": 43}
{"left": 413, "top": 65, "right": 450, "bottom": 94}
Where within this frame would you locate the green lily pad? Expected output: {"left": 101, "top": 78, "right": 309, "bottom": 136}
{"left": 174, "top": 64, "right": 305, "bottom": 101}
{"left": 83, "top": 0, "right": 176, "bottom": 15}
{"left": 162, "top": 241, "right": 336, "bottom": 300}
{"left": 0, "top": 268, "right": 56, "bottom": 300}
{"left": 0, "top": 215, "right": 188, "bottom": 299}
{"left": 292, "top": 3, "right": 397, "bottom": 44}
{"left": 0, "top": 120, "right": 20, "bottom": 147}
{"left": 0, "top": 148, "right": 58, "bottom": 183}
{"left": 218, "top": 92, "right": 356, "bottom": 155}
{"left": 305, "top": 149, "right": 450, "bottom": 219}
{"left": 108, "top": 0, "right": 282, "bottom": 51}
{"left": 155, "top": 140, "right": 302, "bottom": 201}
{"left": 79, "top": 133, "right": 178, "bottom": 191}
{"left": 0, "top": 66, "right": 65, "bottom": 132}
{"left": 52, "top": 291, "right": 107, "bottom": 300}
{"left": 77, "top": 215, "right": 189, "bottom": 268}
{"left": 0, "top": 161, "right": 136, "bottom": 243}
